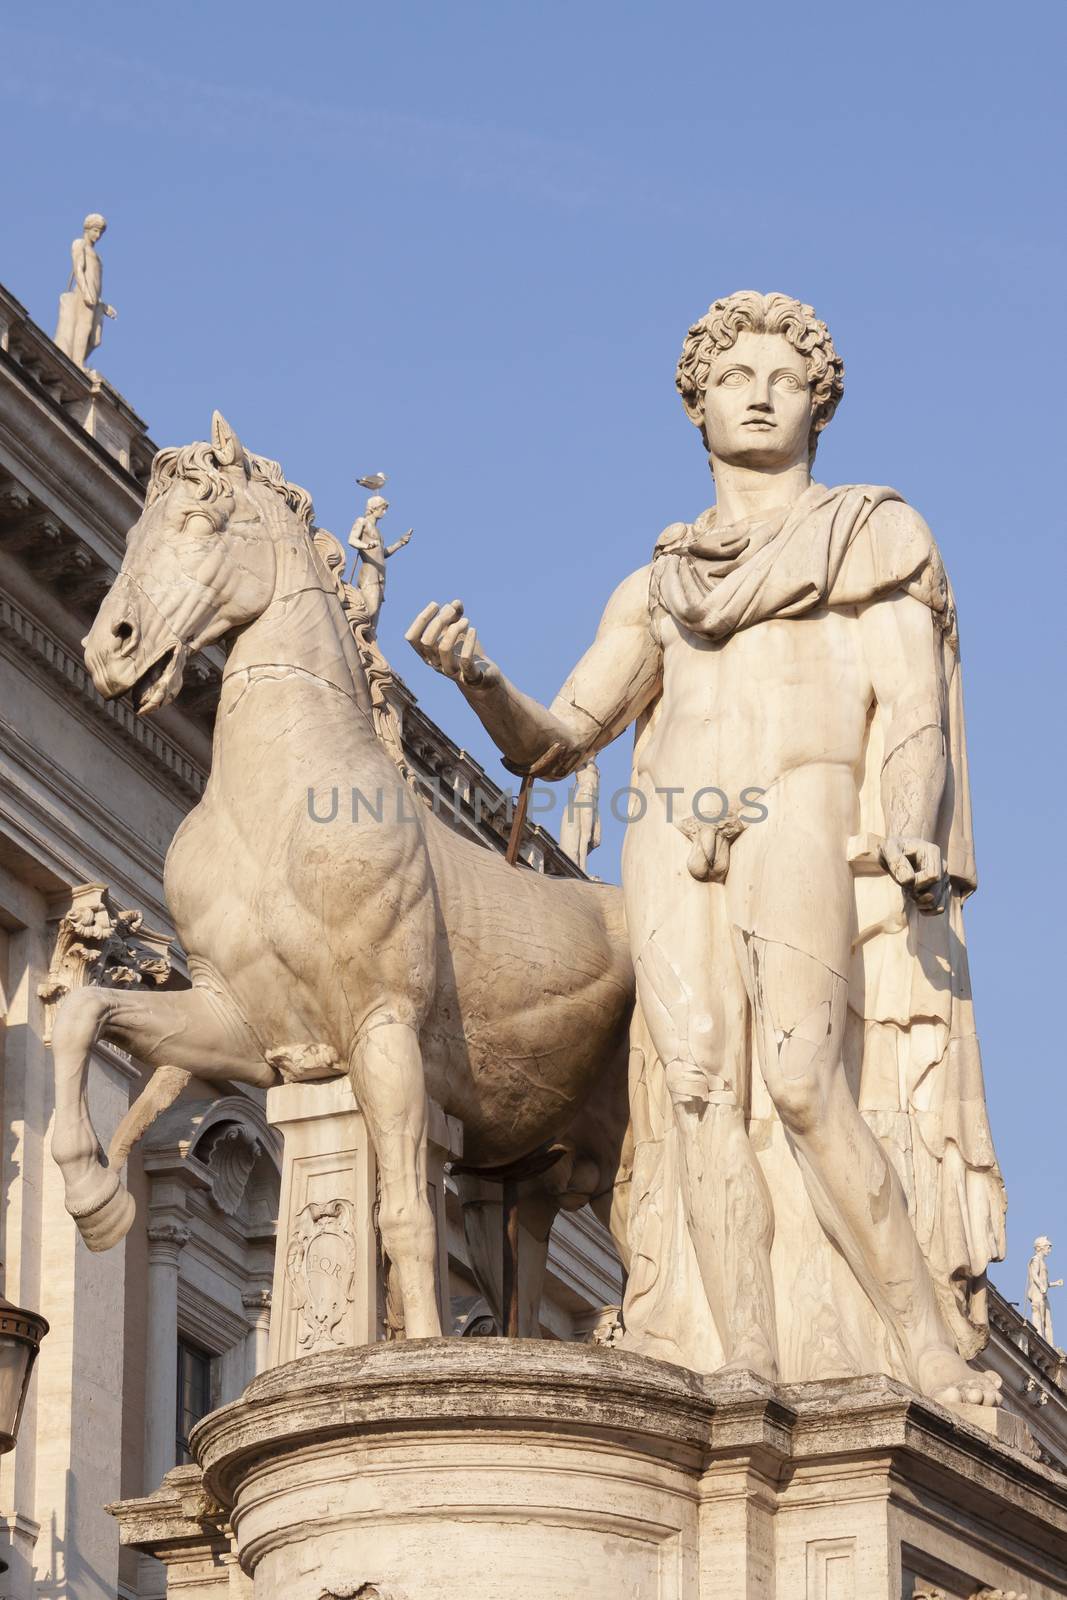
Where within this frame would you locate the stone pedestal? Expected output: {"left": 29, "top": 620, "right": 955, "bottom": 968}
{"left": 108, "top": 1465, "right": 250, "bottom": 1600}
{"left": 65, "top": 370, "right": 146, "bottom": 470}
{"left": 266, "top": 1080, "right": 461, "bottom": 1361}
{"left": 112, "top": 1341, "right": 1067, "bottom": 1600}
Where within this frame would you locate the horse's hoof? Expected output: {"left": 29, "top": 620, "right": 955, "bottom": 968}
{"left": 76, "top": 1185, "right": 136, "bottom": 1252}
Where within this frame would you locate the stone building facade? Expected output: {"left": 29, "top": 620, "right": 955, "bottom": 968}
{"left": 0, "top": 277, "right": 1063, "bottom": 1600}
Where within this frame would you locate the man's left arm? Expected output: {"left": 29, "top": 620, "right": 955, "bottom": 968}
{"left": 858, "top": 510, "right": 949, "bottom": 914}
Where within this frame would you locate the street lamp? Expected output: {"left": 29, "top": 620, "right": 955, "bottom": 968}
{"left": 0, "top": 1296, "right": 47, "bottom": 1456}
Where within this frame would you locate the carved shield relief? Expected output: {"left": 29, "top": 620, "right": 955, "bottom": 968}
{"left": 286, "top": 1198, "right": 359, "bottom": 1351}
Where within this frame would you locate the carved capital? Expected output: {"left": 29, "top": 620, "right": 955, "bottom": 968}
{"left": 241, "top": 1287, "right": 272, "bottom": 1316}
{"left": 146, "top": 1219, "right": 190, "bottom": 1262}
{"left": 38, "top": 882, "right": 173, "bottom": 1042}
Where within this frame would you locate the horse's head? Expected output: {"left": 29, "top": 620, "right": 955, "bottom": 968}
{"left": 84, "top": 412, "right": 314, "bottom": 714}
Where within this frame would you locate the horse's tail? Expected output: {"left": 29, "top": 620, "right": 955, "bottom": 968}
{"left": 108, "top": 1063, "right": 192, "bottom": 1170}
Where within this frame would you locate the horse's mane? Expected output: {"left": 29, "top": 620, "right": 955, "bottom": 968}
{"left": 147, "top": 439, "right": 412, "bottom": 779}
{"left": 146, "top": 440, "right": 316, "bottom": 531}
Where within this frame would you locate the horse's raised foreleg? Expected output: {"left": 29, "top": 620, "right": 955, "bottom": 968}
{"left": 350, "top": 1018, "right": 441, "bottom": 1339}
{"left": 51, "top": 984, "right": 270, "bottom": 1251}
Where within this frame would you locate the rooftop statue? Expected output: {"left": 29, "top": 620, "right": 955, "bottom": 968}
{"left": 54, "top": 213, "right": 117, "bottom": 371}
{"left": 347, "top": 491, "right": 412, "bottom": 637}
{"left": 1026, "top": 1236, "right": 1063, "bottom": 1347}
{"left": 408, "top": 290, "right": 1007, "bottom": 1408}
{"left": 49, "top": 414, "right": 633, "bottom": 1340}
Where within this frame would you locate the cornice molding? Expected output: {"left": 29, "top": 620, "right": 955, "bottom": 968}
{"left": 0, "top": 590, "right": 205, "bottom": 798}
{"left": 0, "top": 772, "right": 172, "bottom": 935}
{"left": 176, "top": 1277, "right": 249, "bottom": 1357}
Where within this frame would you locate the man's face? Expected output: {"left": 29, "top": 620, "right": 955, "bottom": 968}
{"left": 87, "top": 223, "right": 104, "bottom": 242}
{"left": 702, "top": 331, "right": 813, "bottom": 470}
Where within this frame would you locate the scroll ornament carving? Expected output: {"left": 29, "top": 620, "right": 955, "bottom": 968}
{"left": 589, "top": 1305, "right": 623, "bottom": 1347}
{"left": 286, "top": 1199, "right": 358, "bottom": 1351}
{"left": 38, "top": 882, "right": 171, "bottom": 1042}
{"left": 460, "top": 1313, "right": 497, "bottom": 1338}
{"left": 1024, "top": 1375, "right": 1049, "bottom": 1407}
{"left": 178, "top": 1483, "right": 226, "bottom": 1527}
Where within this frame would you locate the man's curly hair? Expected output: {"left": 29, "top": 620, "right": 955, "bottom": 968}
{"left": 676, "top": 291, "right": 844, "bottom": 460}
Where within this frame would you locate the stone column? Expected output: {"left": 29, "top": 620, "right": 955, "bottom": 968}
{"left": 241, "top": 1288, "right": 272, "bottom": 1387}
{"left": 143, "top": 1220, "right": 189, "bottom": 1493}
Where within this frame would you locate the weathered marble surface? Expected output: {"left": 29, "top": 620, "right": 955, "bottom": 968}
{"left": 111, "top": 1341, "right": 1067, "bottom": 1599}
{"left": 409, "top": 290, "right": 1006, "bottom": 1409}
{"left": 51, "top": 413, "right": 633, "bottom": 1343}
{"left": 559, "top": 757, "right": 601, "bottom": 871}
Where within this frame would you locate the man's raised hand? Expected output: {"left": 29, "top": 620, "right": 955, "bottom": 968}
{"left": 405, "top": 600, "right": 497, "bottom": 688}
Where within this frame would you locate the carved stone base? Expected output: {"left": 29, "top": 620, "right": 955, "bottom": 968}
{"left": 109, "top": 1465, "right": 249, "bottom": 1600}
{"left": 111, "top": 1342, "right": 1067, "bottom": 1599}
{"left": 266, "top": 1080, "right": 461, "bottom": 1360}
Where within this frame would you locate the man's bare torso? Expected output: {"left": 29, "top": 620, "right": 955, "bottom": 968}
{"left": 622, "top": 593, "right": 872, "bottom": 980}
{"left": 638, "top": 601, "right": 875, "bottom": 812}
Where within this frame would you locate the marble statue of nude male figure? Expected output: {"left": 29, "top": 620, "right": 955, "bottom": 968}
{"left": 407, "top": 291, "right": 1004, "bottom": 1408}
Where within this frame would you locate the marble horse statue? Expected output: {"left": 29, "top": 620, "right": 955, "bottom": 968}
{"left": 50, "top": 413, "right": 633, "bottom": 1337}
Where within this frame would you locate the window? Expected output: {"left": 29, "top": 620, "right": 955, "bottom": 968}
{"left": 175, "top": 1338, "right": 214, "bottom": 1466}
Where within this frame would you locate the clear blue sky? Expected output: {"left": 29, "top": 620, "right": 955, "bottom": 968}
{"left": 3, "top": 1, "right": 1064, "bottom": 1307}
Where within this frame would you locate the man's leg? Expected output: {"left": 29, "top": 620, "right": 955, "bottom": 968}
{"left": 627, "top": 835, "right": 778, "bottom": 1379}
{"left": 729, "top": 803, "right": 1000, "bottom": 1405}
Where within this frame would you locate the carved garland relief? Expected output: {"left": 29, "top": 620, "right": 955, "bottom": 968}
{"left": 38, "top": 881, "right": 172, "bottom": 1042}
